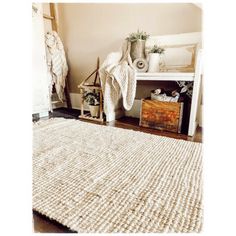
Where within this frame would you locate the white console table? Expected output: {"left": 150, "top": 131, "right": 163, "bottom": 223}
{"left": 105, "top": 32, "right": 202, "bottom": 137}
{"left": 136, "top": 50, "right": 202, "bottom": 136}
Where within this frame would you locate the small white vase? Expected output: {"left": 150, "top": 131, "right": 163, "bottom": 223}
{"left": 89, "top": 105, "right": 99, "bottom": 117}
{"left": 148, "top": 53, "right": 160, "bottom": 72}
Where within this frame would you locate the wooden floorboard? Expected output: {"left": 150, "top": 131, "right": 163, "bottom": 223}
{"left": 33, "top": 108, "right": 202, "bottom": 233}
{"left": 105, "top": 116, "right": 202, "bottom": 143}
{"left": 33, "top": 211, "right": 75, "bottom": 233}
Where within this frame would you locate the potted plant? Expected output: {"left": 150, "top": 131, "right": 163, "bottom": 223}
{"left": 126, "top": 30, "right": 150, "bottom": 61}
{"left": 148, "top": 44, "right": 165, "bottom": 72}
{"left": 83, "top": 92, "right": 100, "bottom": 117}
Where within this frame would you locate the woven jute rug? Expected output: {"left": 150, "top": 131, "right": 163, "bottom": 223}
{"left": 33, "top": 118, "right": 203, "bottom": 233}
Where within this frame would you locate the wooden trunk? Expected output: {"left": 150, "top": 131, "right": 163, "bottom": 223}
{"left": 140, "top": 99, "right": 184, "bottom": 133}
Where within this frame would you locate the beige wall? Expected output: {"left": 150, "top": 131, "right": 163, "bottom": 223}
{"left": 57, "top": 3, "right": 202, "bottom": 93}
{"left": 42, "top": 3, "right": 52, "bottom": 32}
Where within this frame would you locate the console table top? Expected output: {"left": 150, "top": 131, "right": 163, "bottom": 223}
{"left": 136, "top": 72, "right": 195, "bottom": 81}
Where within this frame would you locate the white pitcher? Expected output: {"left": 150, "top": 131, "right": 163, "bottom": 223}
{"left": 148, "top": 53, "right": 160, "bottom": 72}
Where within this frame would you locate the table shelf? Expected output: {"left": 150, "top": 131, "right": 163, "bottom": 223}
{"left": 136, "top": 72, "right": 195, "bottom": 82}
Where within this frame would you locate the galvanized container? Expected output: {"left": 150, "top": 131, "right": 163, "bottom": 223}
{"left": 130, "top": 39, "right": 146, "bottom": 61}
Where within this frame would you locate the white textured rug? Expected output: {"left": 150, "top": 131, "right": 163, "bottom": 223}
{"left": 33, "top": 118, "right": 203, "bottom": 233}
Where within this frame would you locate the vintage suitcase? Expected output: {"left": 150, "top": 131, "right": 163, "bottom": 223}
{"left": 140, "top": 99, "right": 184, "bottom": 133}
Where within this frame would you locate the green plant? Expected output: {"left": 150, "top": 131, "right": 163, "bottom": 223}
{"left": 149, "top": 45, "right": 165, "bottom": 54}
{"left": 83, "top": 92, "right": 100, "bottom": 106}
{"left": 126, "top": 29, "right": 150, "bottom": 42}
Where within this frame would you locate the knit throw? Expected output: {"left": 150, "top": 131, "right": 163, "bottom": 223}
{"left": 99, "top": 41, "right": 137, "bottom": 117}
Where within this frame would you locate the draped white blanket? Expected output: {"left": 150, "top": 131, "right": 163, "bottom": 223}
{"left": 99, "top": 42, "right": 136, "bottom": 118}
{"left": 45, "top": 31, "right": 68, "bottom": 102}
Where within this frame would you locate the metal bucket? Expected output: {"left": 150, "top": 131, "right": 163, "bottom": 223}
{"left": 130, "top": 39, "right": 146, "bottom": 61}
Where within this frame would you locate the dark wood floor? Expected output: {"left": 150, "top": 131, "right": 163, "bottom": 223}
{"left": 33, "top": 107, "right": 203, "bottom": 233}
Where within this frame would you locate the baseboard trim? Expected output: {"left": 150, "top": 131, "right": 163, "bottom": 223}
{"left": 70, "top": 93, "right": 139, "bottom": 118}
{"left": 69, "top": 94, "right": 203, "bottom": 130}
{"left": 198, "top": 104, "right": 203, "bottom": 128}
{"left": 69, "top": 92, "right": 89, "bottom": 111}
{"left": 124, "top": 99, "right": 141, "bottom": 118}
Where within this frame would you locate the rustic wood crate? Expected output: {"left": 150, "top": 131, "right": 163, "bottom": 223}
{"left": 140, "top": 99, "right": 184, "bottom": 133}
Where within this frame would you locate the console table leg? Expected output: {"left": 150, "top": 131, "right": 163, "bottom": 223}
{"left": 188, "top": 49, "right": 202, "bottom": 136}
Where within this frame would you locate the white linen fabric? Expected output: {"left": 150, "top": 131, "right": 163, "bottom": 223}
{"left": 45, "top": 31, "right": 68, "bottom": 102}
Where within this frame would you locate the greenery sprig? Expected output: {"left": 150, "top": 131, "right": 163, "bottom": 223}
{"left": 126, "top": 29, "right": 150, "bottom": 42}
{"left": 83, "top": 92, "right": 100, "bottom": 106}
{"left": 149, "top": 45, "right": 165, "bottom": 54}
